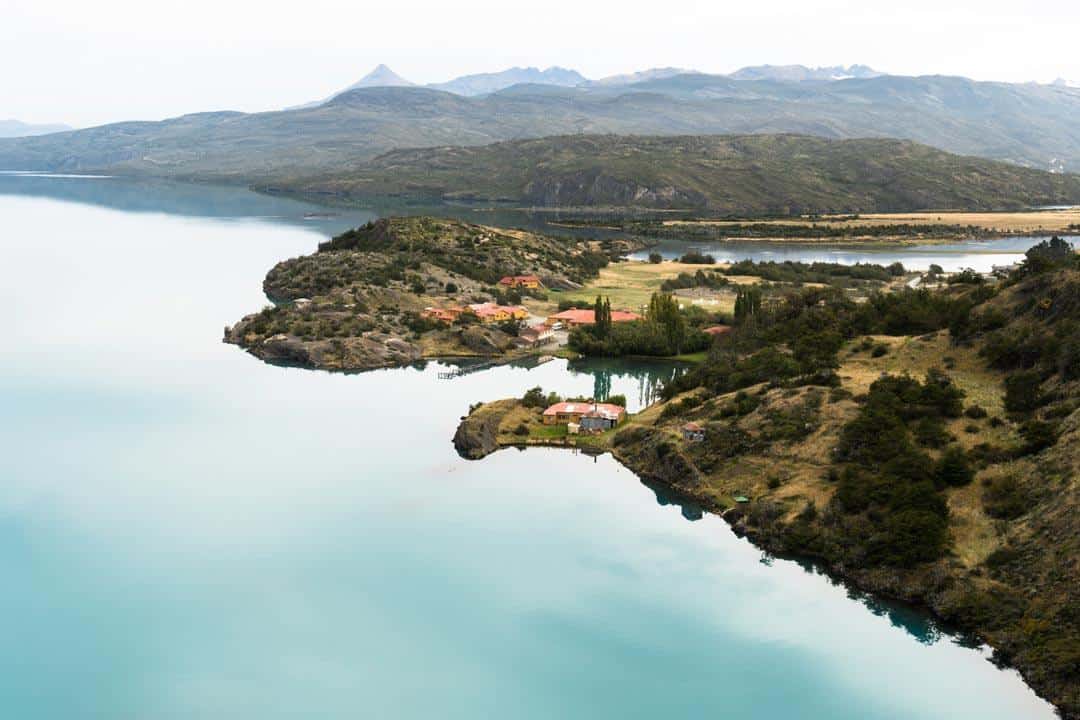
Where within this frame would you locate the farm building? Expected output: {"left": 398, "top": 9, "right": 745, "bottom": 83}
{"left": 518, "top": 324, "right": 555, "bottom": 346}
{"left": 467, "top": 303, "right": 530, "bottom": 324}
{"left": 546, "top": 308, "right": 642, "bottom": 328}
{"left": 498, "top": 275, "right": 543, "bottom": 289}
{"left": 682, "top": 422, "right": 706, "bottom": 442}
{"left": 421, "top": 306, "right": 465, "bottom": 324}
{"left": 542, "top": 401, "right": 626, "bottom": 430}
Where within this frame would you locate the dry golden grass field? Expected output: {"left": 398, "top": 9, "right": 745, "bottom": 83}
{"left": 663, "top": 208, "right": 1080, "bottom": 235}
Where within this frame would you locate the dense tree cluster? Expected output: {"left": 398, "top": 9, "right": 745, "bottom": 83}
{"left": 830, "top": 371, "right": 970, "bottom": 567}
{"left": 722, "top": 259, "right": 903, "bottom": 284}
{"left": 569, "top": 293, "right": 711, "bottom": 358}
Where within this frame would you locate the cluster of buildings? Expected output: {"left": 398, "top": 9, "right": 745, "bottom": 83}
{"left": 421, "top": 302, "right": 529, "bottom": 325}
{"left": 420, "top": 275, "right": 654, "bottom": 353}
{"left": 542, "top": 401, "right": 627, "bottom": 433}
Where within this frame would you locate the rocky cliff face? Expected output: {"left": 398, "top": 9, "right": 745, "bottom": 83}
{"left": 523, "top": 170, "right": 708, "bottom": 209}
{"left": 452, "top": 400, "right": 520, "bottom": 459}
{"left": 223, "top": 326, "right": 422, "bottom": 371}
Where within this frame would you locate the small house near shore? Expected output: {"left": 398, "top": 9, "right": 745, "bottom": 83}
{"left": 703, "top": 325, "right": 732, "bottom": 338}
{"left": 518, "top": 323, "right": 555, "bottom": 346}
{"left": 543, "top": 401, "right": 626, "bottom": 431}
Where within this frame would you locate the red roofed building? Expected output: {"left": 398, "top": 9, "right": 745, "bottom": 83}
{"left": 703, "top": 325, "right": 732, "bottom": 337}
{"left": 546, "top": 308, "right": 642, "bottom": 327}
{"left": 518, "top": 323, "right": 555, "bottom": 345}
{"left": 542, "top": 401, "right": 626, "bottom": 430}
{"left": 421, "top": 306, "right": 465, "bottom": 324}
{"left": 498, "top": 275, "right": 542, "bottom": 289}
{"left": 466, "top": 302, "right": 530, "bottom": 323}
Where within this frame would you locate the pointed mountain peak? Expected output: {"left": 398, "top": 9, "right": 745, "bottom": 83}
{"left": 347, "top": 64, "right": 415, "bottom": 91}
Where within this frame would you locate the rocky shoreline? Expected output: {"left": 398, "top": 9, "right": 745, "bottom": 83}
{"left": 452, "top": 391, "right": 1078, "bottom": 719}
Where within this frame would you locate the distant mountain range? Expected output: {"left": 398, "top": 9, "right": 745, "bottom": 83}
{"left": 305, "top": 63, "right": 884, "bottom": 105}
{"left": 728, "top": 64, "right": 881, "bottom": 82}
{"left": 263, "top": 134, "right": 1080, "bottom": 212}
{"left": 0, "top": 119, "right": 72, "bottom": 138}
{"left": 428, "top": 67, "right": 586, "bottom": 96}
{"left": 2, "top": 67, "right": 1079, "bottom": 186}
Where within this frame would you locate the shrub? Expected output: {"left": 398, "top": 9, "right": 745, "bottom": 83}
{"left": 871, "top": 343, "right": 889, "bottom": 358}
{"left": 870, "top": 509, "right": 949, "bottom": 567}
{"left": 1004, "top": 370, "right": 1043, "bottom": 413}
{"left": 522, "top": 386, "right": 548, "bottom": 408}
{"left": 1019, "top": 420, "right": 1058, "bottom": 455}
{"left": 983, "top": 476, "right": 1027, "bottom": 520}
{"left": 964, "top": 404, "right": 988, "bottom": 419}
{"left": 679, "top": 251, "right": 716, "bottom": 265}
{"left": 648, "top": 252, "right": 663, "bottom": 264}
{"left": 985, "top": 546, "right": 1021, "bottom": 570}
{"left": 915, "top": 416, "right": 950, "bottom": 448}
{"left": 936, "top": 447, "right": 975, "bottom": 487}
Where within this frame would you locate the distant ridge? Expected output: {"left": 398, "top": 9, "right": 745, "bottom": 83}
{"left": 588, "top": 67, "right": 698, "bottom": 86}
{"left": 729, "top": 64, "right": 881, "bottom": 82}
{"left": 299, "top": 63, "right": 883, "bottom": 108}
{"left": 428, "top": 67, "right": 585, "bottom": 96}
{"left": 0, "top": 119, "right": 72, "bottom": 138}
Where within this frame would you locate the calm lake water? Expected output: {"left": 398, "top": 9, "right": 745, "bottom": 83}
{"left": 627, "top": 236, "right": 1049, "bottom": 273}
{"left": 0, "top": 175, "right": 1058, "bottom": 719}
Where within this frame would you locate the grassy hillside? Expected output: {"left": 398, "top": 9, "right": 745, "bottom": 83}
{"left": 2, "top": 73, "right": 1079, "bottom": 181}
{"left": 624, "top": 243, "right": 1080, "bottom": 716}
{"left": 456, "top": 240, "right": 1080, "bottom": 716}
{"left": 225, "top": 216, "right": 641, "bottom": 371}
{"left": 272, "top": 134, "right": 1080, "bottom": 213}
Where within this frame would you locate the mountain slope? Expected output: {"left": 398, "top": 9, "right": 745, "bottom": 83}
{"left": 3, "top": 73, "right": 1080, "bottom": 180}
{"left": 272, "top": 134, "right": 1080, "bottom": 213}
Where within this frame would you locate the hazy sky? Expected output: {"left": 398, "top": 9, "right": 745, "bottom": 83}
{"left": 3, "top": 0, "right": 1079, "bottom": 127}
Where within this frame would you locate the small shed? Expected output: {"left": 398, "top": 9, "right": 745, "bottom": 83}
{"left": 681, "top": 422, "right": 705, "bottom": 442}
{"left": 580, "top": 412, "right": 616, "bottom": 432}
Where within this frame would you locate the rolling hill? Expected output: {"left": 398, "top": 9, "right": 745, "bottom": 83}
{"left": 265, "top": 134, "right": 1080, "bottom": 213}
{"left": 2, "top": 72, "right": 1079, "bottom": 182}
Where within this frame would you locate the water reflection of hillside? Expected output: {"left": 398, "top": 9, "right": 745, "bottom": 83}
{"left": 0, "top": 173, "right": 614, "bottom": 240}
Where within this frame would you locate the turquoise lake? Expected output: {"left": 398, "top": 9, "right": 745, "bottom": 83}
{"left": 0, "top": 175, "right": 1058, "bottom": 718}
